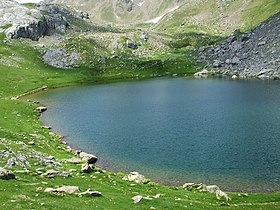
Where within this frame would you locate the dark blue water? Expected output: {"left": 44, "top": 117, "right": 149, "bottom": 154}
{"left": 33, "top": 78, "right": 280, "bottom": 192}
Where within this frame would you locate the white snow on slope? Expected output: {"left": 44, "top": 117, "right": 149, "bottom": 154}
{"left": 137, "top": 1, "right": 145, "bottom": 7}
{"left": 146, "top": 5, "right": 179, "bottom": 24}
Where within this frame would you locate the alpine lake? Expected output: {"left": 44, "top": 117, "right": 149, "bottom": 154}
{"left": 30, "top": 77, "right": 280, "bottom": 192}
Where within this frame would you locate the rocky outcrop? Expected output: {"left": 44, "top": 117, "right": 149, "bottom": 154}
{"left": 43, "top": 48, "right": 80, "bottom": 69}
{"left": 79, "top": 152, "right": 98, "bottom": 164}
{"left": 0, "top": 1, "right": 88, "bottom": 41}
{"left": 198, "top": 12, "right": 280, "bottom": 78}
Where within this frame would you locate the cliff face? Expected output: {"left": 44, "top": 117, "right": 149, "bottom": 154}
{"left": 198, "top": 12, "right": 280, "bottom": 78}
{"left": 0, "top": 0, "right": 87, "bottom": 41}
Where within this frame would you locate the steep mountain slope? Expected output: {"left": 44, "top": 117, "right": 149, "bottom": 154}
{"left": 154, "top": 0, "right": 280, "bottom": 35}
{"left": 45, "top": 0, "right": 186, "bottom": 24}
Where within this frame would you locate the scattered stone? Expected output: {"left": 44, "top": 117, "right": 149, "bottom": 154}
{"left": 231, "top": 56, "right": 241, "bottom": 65}
{"left": 140, "top": 32, "right": 149, "bottom": 42}
{"left": 36, "top": 106, "right": 47, "bottom": 113}
{"left": 232, "top": 75, "right": 238, "bottom": 79}
{"left": 127, "top": 41, "right": 138, "bottom": 50}
{"left": 206, "top": 185, "right": 220, "bottom": 193}
{"left": 81, "top": 163, "right": 94, "bottom": 173}
{"left": 76, "top": 189, "right": 102, "bottom": 197}
{"left": 132, "top": 195, "right": 143, "bottom": 203}
{"left": 194, "top": 69, "right": 209, "bottom": 77}
{"left": 36, "top": 187, "right": 43, "bottom": 192}
{"left": 152, "top": 194, "right": 161, "bottom": 199}
{"left": 123, "top": 172, "right": 145, "bottom": 184}
{"left": 5, "top": 157, "right": 17, "bottom": 168}
{"left": 182, "top": 183, "right": 206, "bottom": 191}
{"left": 215, "top": 190, "right": 231, "bottom": 201}
{"left": 79, "top": 152, "right": 98, "bottom": 164}
{"left": 198, "top": 12, "right": 280, "bottom": 78}
{"left": 66, "top": 158, "right": 82, "bottom": 164}
{"left": 0, "top": 167, "right": 16, "bottom": 180}
{"left": 28, "top": 141, "right": 35, "bottom": 145}
{"left": 42, "top": 170, "right": 70, "bottom": 178}
{"left": 44, "top": 186, "right": 80, "bottom": 194}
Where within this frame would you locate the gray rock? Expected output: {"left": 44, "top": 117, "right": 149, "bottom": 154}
{"left": 215, "top": 189, "right": 231, "bottom": 201}
{"left": 127, "top": 41, "right": 138, "bottom": 50}
{"left": 232, "top": 56, "right": 241, "bottom": 65}
{"left": 66, "top": 157, "right": 82, "bottom": 164}
{"left": 0, "top": 167, "right": 16, "bottom": 180}
{"left": 213, "top": 60, "right": 222, "bottom": 68}
{"left": 43, "top": 48, "right": 80, "bottom": 69}
{"left": 122, "top": 172, "right": 145, "bottom": 184}
{"left": 42, "top": 170, "right": 70, "bottom": 178}
{"left": 79, "top": 152, "right": 98, "bottom": 164}
{"left": 36, "top": 106, "right": 47, "bottom": 113}
{"left": 140, "top": 32, "right": 149, "bottom": 42}
{"left": 198, "top": 12, "right": 280, "bottom": 77}
{"left": 81, "top": 163, "right": 94, "bottom": 173}
{"left": 194, "top": 69, "right": 209, "bottom": 78}
{"left": 182, "top": 183, "right": 206, "bottom": 191}
{"left": 206, "top": 185, "right": 220, "bottom": 193}
{"left": 132, "top": 195, "right": 143, "bottom": 203}
{"left": 5, "top": 157, "right": 17, "bottom": 168}
{"left": 45, "top": 186, "right": 80, "bottom": 194}
{"left": 76, "top": 189, "right": 102, "bottom": 197}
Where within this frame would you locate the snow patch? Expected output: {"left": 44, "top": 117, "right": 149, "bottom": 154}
{"left": 137, "top": 1, "right": 145, "bottom": 7}
{"left": 145, "top": 6, "right": 179, "bottom": 24}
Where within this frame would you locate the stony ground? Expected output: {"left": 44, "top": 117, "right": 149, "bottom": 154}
{"left": 197, "top": 12, "right": 280, "bottom": 78}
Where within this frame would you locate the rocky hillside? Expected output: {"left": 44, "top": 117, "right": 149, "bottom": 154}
{"left": 197, "top": 12, "right": 280, "bottom": 78}
{"left": 154, "top": 0, "right": 280, "bottom": 35}
{"left": 44, "top": 0, "right": 186, "bottom": 24}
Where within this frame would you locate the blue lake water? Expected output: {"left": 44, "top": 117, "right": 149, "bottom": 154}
{"left": 33, "top": 78, "right": 280, "bottom": 192}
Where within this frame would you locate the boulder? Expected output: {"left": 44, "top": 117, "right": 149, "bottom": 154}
{"left": 194, "top": 69, "right": 209, "bottom": 77}
{"left": 44, "top": 186, "right": 79, "bottom": 194}
{"left": 0, "top": 167, "right": 16, "bottom": 180}
{"left": 132, "top": 195, "right": 143, "bottom": 203}
{"left": 232, "top": 75, "right": 238, "bottom": 79}
{"left": 127, "top": 41, "right": 138, "bottom": 50}
{"left": 206, "top": 185, "right": 220, "bottom": 193}
{"left": 81, "top": 163, "right": 94, "bottom": 173}
{"left": 122, "top": 172, "right": 145, "bottom": 184}
{"left": 79, "top": 152, "right": 98, "bottom": 164}
{"left": 215, "top": 189, "right": 231, "bottom": 201}
{"left": 36, "top": 106, "right": 47, "bottom": 113}
{"left": 182, "top": 183, "right": 206, "bottom": 191}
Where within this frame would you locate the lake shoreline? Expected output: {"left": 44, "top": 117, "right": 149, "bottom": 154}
{"left": 30, "top": 76, "right": 280, "bottom": 194}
